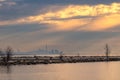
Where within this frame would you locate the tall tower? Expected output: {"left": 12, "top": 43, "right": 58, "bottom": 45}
{"left": 105, "top": 44, "right": 110, "bottom": 61}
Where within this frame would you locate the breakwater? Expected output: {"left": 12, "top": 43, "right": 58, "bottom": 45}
{"left": 0, "top": 56, "right": 120, "bottom": 65}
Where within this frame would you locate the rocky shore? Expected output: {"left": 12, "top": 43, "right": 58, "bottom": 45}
{"left": 0, "top": 56, "right": 120, "bottom": 65}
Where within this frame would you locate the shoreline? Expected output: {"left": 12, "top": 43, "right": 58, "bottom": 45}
{"left": 0, "top": 56, "right": 120, "bottom": 65}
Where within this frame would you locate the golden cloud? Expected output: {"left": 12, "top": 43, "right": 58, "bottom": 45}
{"left": 86, "top": 14, "right": 120, "bottom": 31}
{"left": 0, "top": 2, "right": 120, "bottom": 31}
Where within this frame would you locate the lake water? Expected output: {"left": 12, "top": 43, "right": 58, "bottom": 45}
{"left": 0, "top": 62, "right": 120, "bottom": 80}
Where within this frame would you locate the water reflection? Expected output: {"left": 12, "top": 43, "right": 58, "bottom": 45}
{"left": 0, "top": 65, "right": 12, "bottom": 80}
{"left": 0, "top": 62, "right": 120, "bottom": 80}
{"left": 0, "top": 65, "right": 11, "bottom": 74}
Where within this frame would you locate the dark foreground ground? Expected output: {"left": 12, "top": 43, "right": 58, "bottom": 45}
{"left": 0, "top": 56, "right": 120, "bottom": 65}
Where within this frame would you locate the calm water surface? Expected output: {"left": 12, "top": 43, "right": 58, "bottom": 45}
{"left": 0, "top": 62, "right": 120, "bottom": 80}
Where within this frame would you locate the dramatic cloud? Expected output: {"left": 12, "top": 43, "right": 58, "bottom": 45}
{"left": 85, "top": 14, "right": 120, "bottom": 31}
{"left": 0, "top": 2, "right": 120, "bottom": 31}
{"left": 1, "top": 1, "right": 120, "bottom": 54}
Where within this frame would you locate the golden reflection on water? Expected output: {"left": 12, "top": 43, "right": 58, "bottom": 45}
{"left": 0, "top": 62, "right": 120, "bottom": 80}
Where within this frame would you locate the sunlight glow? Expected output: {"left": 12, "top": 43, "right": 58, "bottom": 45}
{"left": 0, "top": 2, "right": 120, "bottom": 31}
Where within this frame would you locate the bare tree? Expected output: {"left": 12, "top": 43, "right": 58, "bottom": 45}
{"left": 0, "top": 49, "right": 3, "bottom": 57}
{"left": 5, "top": 46, "right": 13, "bottom": 63}
{"left": 59, "top": 51, "right": 64, "bottom": 61}
{"left": 0, "top": 49, "right": 5, "bottom": 58}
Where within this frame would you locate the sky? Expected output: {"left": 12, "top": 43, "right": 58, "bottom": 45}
{"left": 0, "top": 0, "right": 120, "bottom": 55}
